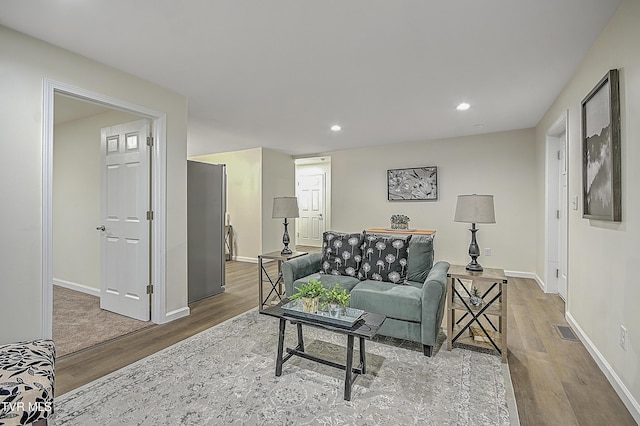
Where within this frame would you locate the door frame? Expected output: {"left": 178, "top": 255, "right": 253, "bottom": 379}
{"left": 544, "top": 110, "right": 569, "bottom": 303}
{"left": 42, "top": 79, "right": 168, "bottom": 337}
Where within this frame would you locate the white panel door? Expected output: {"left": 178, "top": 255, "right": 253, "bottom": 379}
{"left": 558, "top": 133, "right": 568, "bottom": 301}
{"left": 99, "top": 119, "right": 150, "bottom": 321}
{"left": 296, "top": 173, "right": 325, "bottom": 247}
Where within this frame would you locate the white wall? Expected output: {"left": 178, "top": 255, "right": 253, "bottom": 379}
{"left": 535, "top": 0, "right": 639, "bottom": 418}
{"left": 53, "top": 108, "right": 141, "bottom": 292}
{"left": 262, "top": 148, "right": 296, "bottom": 254}
{"left": 318, "top": 128, "right": 537, "bottom": 273}
{"left": 0, "top": 25, "right": 188, "bottom": 343}
{"left": 190, "top": 148, "right": 262, "bottom": 261}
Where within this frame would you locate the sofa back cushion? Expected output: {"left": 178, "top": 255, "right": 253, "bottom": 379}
{"left": 358, "top": 234, "right": 412, "bottom": 284}
{"left": 407, "top": 235, "right": 434, "bottom": 283}
{"left": 320, "top": 231, "right": 364, "bottom": 277}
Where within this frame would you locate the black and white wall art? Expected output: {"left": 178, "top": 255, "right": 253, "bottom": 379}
{"left": 387, "top": 166, "right": 438, "bottom": 201}
{"left": 581, "top": 69, "right": 621, "bottom": 222}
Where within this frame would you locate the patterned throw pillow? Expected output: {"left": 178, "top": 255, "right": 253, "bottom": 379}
{"left": 358, "top": 234, "right": 412, "bottom": 284}
{"left": 320, "top": 231, "right": 365, "bottom": 277}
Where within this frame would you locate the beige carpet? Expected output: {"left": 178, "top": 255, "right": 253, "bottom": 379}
{"left": 53, "top": 286, "right": 153, "bottom": 357}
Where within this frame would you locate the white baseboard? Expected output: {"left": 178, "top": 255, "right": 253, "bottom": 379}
{"left": 503, "top": 270, "right": 534, "bottom": 279}
{"left": 234, "top": 256, "right": 258, "bottom": 263}
{"left": 503, "top": 270, "right": 545, "bottom": 291}
{"left": 532, "top": 273, "right": 545, "bottom": 291}
{"left": 566, "top": 313, "right": 640, "bottom": 424}
{"left": 534, "top": 274, "right": 545, "bottom": 291}
{"left": 53, "top": 278, "right": 100, "bottom": 297}
{"left": 161, "top": 307, "right": 190, "bottom": 324}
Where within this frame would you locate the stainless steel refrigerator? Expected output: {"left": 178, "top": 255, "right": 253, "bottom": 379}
{"left": 187, "top": 161, "right": 226, "bottom": 303}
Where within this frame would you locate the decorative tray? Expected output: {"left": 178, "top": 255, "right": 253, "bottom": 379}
{"left": 281, "top": 300, "right": 365, "bottom": 328}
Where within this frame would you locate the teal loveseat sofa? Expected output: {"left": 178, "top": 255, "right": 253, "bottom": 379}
{"left": 282, "top": 231, "right": 450, "bottom": 356}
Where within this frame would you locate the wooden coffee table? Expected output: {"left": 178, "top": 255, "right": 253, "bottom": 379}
{"left": 260, "top": 301, "right": 386, "bottom": 401}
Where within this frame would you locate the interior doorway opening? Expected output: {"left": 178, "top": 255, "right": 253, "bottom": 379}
{"left": 42, "top": 79, "right": 168, "bottom": 339}
{"left": 544, "top": 111, "right": 569, "bottom": 303}
{"left": 52, "top": 96, "right": 153, "bottom": 355}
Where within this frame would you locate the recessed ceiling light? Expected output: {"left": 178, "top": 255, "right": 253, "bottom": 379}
{"left": 457, "top": 103, "right": 470, "bottom": 111}
{"left": 330, "top": 124, "right": 342, "bottom": 132}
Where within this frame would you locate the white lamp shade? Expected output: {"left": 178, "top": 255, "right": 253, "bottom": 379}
{"left": 454, "top": 194, "right": 496, "bottom": 224}
{"left": 272, "top": 196, "right": 300, "bottom": 218}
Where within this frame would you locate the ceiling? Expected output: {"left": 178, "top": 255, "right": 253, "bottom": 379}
{"left": 0, "top": 1, "right": 621, "bottom": 157}
{"left": 53, "top": 94, "right": 113, "bottom": 126}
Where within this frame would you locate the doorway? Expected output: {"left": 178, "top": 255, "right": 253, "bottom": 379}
{"left": 42, "top": 79, "right": 168, "bottom": 338}
{"left": 545, "top": 111, "right": 569, "bottom": 302}
{"left": 52, "top": 96, "right": 153, "bottom": 354}
{"left": 295, "top": 157, "right": 331, "bottom": 247}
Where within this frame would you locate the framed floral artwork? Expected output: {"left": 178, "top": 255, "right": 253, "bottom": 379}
{"left": 387, "top": 166, "right": 438, "bottom": 201}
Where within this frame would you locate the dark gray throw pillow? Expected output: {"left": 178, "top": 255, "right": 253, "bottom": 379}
{"left": 320, "top": 231, "right": 365, "bottom": 277}
{"left": 358, "top": 233, "right": 412, "bottom": 284}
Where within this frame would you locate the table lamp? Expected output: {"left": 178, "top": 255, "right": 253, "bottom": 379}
{"left": 454, "top": 194, "right": 496, "bottom": 272}
{"left": 272, "top": 196, "right": 299, "bottom": 255}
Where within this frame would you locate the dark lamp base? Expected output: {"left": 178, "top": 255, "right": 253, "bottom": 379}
{"left": 465, "top": 261, "right": 484, "bottom": 272}
{"left": 465, "top": 224, "right": 483, "bottom": 272}
{"left": 280, "top": 218, "right": 293, "bottom": 256}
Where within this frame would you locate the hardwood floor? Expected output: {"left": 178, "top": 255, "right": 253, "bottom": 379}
{"left": 506, "top": 276, "right": 636, "bottom": 425}
{"left": 56, "top": 252, "right": 636, "bottom": 425}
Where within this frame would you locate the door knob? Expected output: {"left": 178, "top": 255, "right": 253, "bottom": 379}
{"left": 96, "top": 225, "right": 106, "bottom": 231}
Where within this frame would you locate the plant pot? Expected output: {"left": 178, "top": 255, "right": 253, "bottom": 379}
{"left": 391, "top": 222, "right": 409, "bottom": 230}
{"left": 301, "top": 297, "right": 319, "bottom": 313}
{"left": 470, "top": 296, "right": 483, "bottom": 307}
{"left": 328, "top": 303, "right": 343, "bottom": 318}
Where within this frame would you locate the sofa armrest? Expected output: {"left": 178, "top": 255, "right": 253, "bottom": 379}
{"left": 420, "top": 261, "right": 450, "bottom": 347}
{"left": 282, "top": 252, "right": 323, "bottom": 295}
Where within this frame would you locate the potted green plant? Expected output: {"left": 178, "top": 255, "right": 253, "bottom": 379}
{"left": 290, "top": 278, "right": 325, "bottom": 313}
{"left": 324, "top": 284, "right": 351, "bottom": 318}
{"left": 470, "top": 285, "right": 483, "bottom": 307}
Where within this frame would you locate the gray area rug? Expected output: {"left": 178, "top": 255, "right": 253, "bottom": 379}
{"left": 53, "top": 309, "right": 515, "bottom": 425}
{"left": 53, "top": 285, "right": 152, "bottom": 357}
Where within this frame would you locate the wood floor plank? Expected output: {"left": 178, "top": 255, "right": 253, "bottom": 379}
{"left": 523, "top": 351, "right": 580, "bottom": 425}
{"left": 55, "top": 253, "right": 637, "bottom": 425}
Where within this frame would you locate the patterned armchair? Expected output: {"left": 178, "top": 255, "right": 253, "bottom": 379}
{"left": 0, "top": 339, "right": 55, "bottom": 426}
